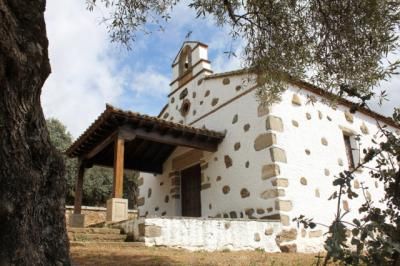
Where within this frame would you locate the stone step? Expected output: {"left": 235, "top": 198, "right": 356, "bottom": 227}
{"left": 67, "top": 227, "right": 121, "bottom": 234}
{"left": 68, "top": 233, "right": 127, "bottom": 242}
{"left": 70, "top": 241, "right": 145, "bottom": 248}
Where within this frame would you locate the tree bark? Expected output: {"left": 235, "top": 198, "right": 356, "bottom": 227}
{"left": 0, "top": 1, "right": 70, "bottom": 265}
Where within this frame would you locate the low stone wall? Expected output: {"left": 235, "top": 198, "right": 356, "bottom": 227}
{"left": 65, "top": 205, "right": 138, "bottom": 227}
{"left": 143, "top": 217, "right": 282, "bottom": 252}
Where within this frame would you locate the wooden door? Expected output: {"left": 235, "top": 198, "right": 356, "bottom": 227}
{"left": 181, "top": 164, "right": 201, "bottom": 217}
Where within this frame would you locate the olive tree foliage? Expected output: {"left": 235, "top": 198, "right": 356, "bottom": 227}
{"left": 87, "top": 0, "right": 400, "bottom": 105}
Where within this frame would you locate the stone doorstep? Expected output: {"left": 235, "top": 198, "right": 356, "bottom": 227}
{"left": 68, "top": 233, "right": 127, "bottom": 242}
{"left": 69, "top": 241, "right": 145, "bottom": 248}
{"left": 67, "top": 227, "right": 121, "bottom": 234}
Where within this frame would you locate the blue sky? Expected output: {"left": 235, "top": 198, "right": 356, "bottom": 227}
{"left": 42, "top": 0, "right": 399, "bottom": 138}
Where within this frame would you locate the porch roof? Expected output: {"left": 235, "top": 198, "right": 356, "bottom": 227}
{"left": 66, "top": 104, "right": 225, "bottom": 173}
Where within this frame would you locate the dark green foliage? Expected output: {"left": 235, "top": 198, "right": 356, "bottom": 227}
{"left": 46, "top": 118, "right": 138, "bottom": 207}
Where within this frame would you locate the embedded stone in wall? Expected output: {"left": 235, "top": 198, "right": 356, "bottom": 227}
{"left": 280, "top": 244, "right": 297, "bottom": 253}
{"left": 345, "top": 111, "right": 354, "bottom": 123}
{"left": 321, "top": 137, "right": 328, "bottom": 146}
{"left": 240, "top": 188, "right": 250, "bottom": 198}
{"left": 148, "top": 188, "right": 152, "bottom": 198}
{"left": 197, "top": 79, "right": 203, "bottom": 86}
{"left": 257, "top": 208, "right": 265, "bottom": 215}
{"left": 224, "top": 222, "right": 231, "bottom": 229}
{"left": 232, "top": 114, "right": 238, "bottom": 124}
{"left": 275, "top": 200, "right": 293, "bottom": 211}
{"left": 300, "top": 177, "right": 308, "bottom": 185}
{"left": 343, "top": 200, "right": 350, "bottom": 211}
{"left": 235, "top": 85, "right": 242, "bottom": 91}
{"left": 324, "top": 169, "right": 330, "bottom": 176}
{"left": 254, "top": 133, "right": 276, "bottom": 151}
{"left": 271, "top": 178, "right": 289, "bottom": 187}
{"left": 145, "top": 225, "right": 162, "bottom": 237}
{"left": 200, "top": 163, "right": 208, "bottom": 170}
{"left": 292, "top": 120, "right": 299, "bottom": 127}
{"left": 192, "top": 91, "right": 196, "bottom": 98}
{"left": 245, "top": 161, "right": 250, "bottom": 168}
{"left": 161, "top": 211, "right": 167, "bottom": 216}
{"left": 234, "top": 142, "right": 241, "bottom": 151}
{"left": 305, "top": 149, "right": 311, "bottom": 155}
{"left": 327, "top": 116, "right": 332, "bottom": 121}
{"left": 292, "top": 94, "right": 302, "bottom": 105}
{"left": 222, "top": 185, "right": 230, "bottom": 194}
{"left": 243, "top": 123, "right": 251, "bottom": 132}
{"left": 306, "top": 113, "right": 312, "bottom": 120}
{"left": 270, "top": 147, "right": 287, "bottom": 163}
{"left": 360, "top": 122, "right": 369, "bottom": 134}
{"left": 254, "top": 233, "right": 261, "bottom": 242}
{"left": 138, "top": 177, "right": 144, "bottom": 186}
{"left": 137, "top": 197, "right": 145, "bottom": 206}
{"left": 338, "top": 158, "right": 344, "bottom": 166}
{"left": 200, "top": 101, "right": 203, "bottom": 105}
{"left": 309, "top": 230, "right": 323, "bottom": 238}
{"left": 230, "top": 211, "right": 237, "bottom": 218}
{"left": 276, "top": 228, "right": 297, "bottom": 243}
{"left": 265, "top": 228, "right": 274, "bottom": 235}
{"left": 318, "top": 111, "right": 323, "bottom": 119}
{"left": 245, "top": 208, "right": 255, "bottom": 219}
{"left": 155, "top": 207, "right": 159, "bottom": 211}
{"left": 257, "top": 104, "right": 269, "bottom": 117}
{"left": 179, "top": 88, "right": 188, "bottom": 99}
{"left": 160, "top": 182, "right": 163, "bottom": 186}
{"left": 223, "top": 213, "right": 229, "bottom": 218}
{"left": 315, "top": 189, "right": 320, "bottom": 198}
{"left": 171, "top": 177, "right": 180, "bottom": 186}
{"left": 354, "top": 180, "right": 360, "bottom": 189}
{"left": 163, "top": 112, "right": 169, "bottom": 119}
{"left": 201, "top": 183, "right": 211, "bottom": 190}
{"left": 260, "top": 189, "right": 285, "bottom": 199}
{"left": 192, "top": 110, "right": 197, "bottom": 115}
{"left": 211, "top": 98, "right": 219, "bottom": 106}
{"left": 224, "top": 155, "right": 233, "bottom": 168}
{"left": 262, "top": 164, "right": 280, "bottom": 180}
{"left": 266, "top": 116, "right": 284, "bottom": 132}
{"left": 171, "top": 97, "right": 175, "bottom": 103}
{"left": 165, "top": 195, "right": 169, "bottom": 203}
{"left": 216, "top": 176, "right": 222, "bottom": 182}
{"left": 267, "top": 208, "right": 273, "bottom": 213}
{"left": 222, "top": 77, "right": 230, "bottom": 85}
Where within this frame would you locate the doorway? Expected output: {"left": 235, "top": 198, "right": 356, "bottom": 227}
{"left": 181, "top": 164, "right": 201, "bottom": 217}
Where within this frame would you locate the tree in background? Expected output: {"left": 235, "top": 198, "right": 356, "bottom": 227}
{"left": 47, "top": 118, "right": 139, "bottom": 208}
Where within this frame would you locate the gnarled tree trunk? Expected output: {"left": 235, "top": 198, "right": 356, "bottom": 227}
{"left": 0, "top": 1, "right": 70, "bottom": 265}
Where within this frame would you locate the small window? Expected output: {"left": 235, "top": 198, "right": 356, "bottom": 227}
{"left": 343, "top": 134, "right": 359, "bottom": 169}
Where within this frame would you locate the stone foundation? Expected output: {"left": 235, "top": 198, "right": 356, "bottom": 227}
{"left": 143, "top": 217, "right": 282, "bottom": 252}
{"left": 65, "top": 205, "right": 138, "bottom": 227}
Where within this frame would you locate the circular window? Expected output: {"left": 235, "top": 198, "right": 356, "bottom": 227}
{"left": 180, "top": 99, "right": 191, "bottom": 116}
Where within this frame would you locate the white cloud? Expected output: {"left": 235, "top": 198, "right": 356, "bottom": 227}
{"left": 42, "top": 0, "right": 127, "bottom": 138}
{"left": 130, "top": 69, "right": 170, "bottom": 97}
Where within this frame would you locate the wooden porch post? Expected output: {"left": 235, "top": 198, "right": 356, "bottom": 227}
{"left": 113, "top": 136, "right": 125, "bottom": 198}
{"left": 73, "top": 161, "right": 85, "bottom": 214}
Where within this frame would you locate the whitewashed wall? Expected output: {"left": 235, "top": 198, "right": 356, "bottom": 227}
{"left": 138, "top": 44, "right": 398, "bottom": 252}
{"left": 143, "top": 217, "right": 282, "bottom": 252}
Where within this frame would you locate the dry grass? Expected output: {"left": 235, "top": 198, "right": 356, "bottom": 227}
{"left": 70, "top": 245, "right": 331, "bottom": 266}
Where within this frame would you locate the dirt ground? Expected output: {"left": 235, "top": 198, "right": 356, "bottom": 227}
{"left": 70, "top": 245, "right": 330, "bottom": 266}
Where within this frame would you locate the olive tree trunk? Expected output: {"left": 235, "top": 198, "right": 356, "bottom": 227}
{"left": 0, "top": 0, "right": 70, "bottom": 265}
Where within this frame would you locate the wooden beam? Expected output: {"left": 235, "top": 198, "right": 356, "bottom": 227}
{"left": 113, "top": 136, "right": 125, "bottom": 198}
{"left": 73, "top": 161, "right": 85, "bottom": 214}
{"left": 120, "top": 125, "right": 218, "bottom": 152}
{"left": 83, "top": 131, "right": 118, "bottom": 160}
